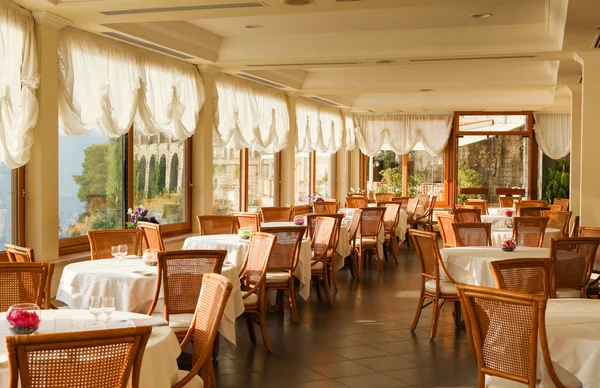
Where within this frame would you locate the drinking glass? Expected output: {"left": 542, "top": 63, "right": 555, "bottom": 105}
{"left": 54, "top": 315, "right": 73, "bottom": 332}
{"left": 111, "top": 246, "right": 119, "bottom": 260}
{"left": 89, "top": 296, "right": 103, "bottom": 325}
{"left": 103, "top": 297, "right": 116, "bottom": 321}
{"left": 118, "top": 244, "right": 128, "bottom": 261}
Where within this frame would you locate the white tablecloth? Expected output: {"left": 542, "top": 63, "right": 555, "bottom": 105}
{"left": 481, "top": 215, "right": 512, "bottom": 226}
{"left": 56, "top": 256, "right": 243, "bottom": 345}
{"left": 491, "top": 226, "right": 562, "bottom": 248}
{"left": 488, "top": 207, "right": 515, "bottom": 216}
{"left": 439, "top": 246, "right": 549, "bottom": 287}
{"left": 0, "top": 310, "right": 180, "bottom": 388}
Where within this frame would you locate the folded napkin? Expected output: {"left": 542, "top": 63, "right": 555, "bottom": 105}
{"left": 128, "top": 316, "right": 168, "bottom": 327}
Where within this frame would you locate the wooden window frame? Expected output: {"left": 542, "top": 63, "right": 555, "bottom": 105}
{"left": 240, "top": 149, "right": 281, "bottom": 212}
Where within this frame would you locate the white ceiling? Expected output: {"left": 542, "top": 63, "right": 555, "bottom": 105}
{"left": 14, "top": 0, "right": 600, "bottom": 112}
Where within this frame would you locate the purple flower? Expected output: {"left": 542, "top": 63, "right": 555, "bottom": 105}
{"left": 149, "top": 216, "right": 157, "bottom": 222}
{"left": 140, "top": 209, "right": 148, "bottom": 217}
{"left": 137, "top": 207, "right": 142, "bottom": 213}
{"left": 129, "top": 215, "right": 136, "bottom": 222}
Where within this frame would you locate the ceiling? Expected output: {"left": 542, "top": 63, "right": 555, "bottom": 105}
{"left": 13, "top": 0, "right": 600, "bottom": 113}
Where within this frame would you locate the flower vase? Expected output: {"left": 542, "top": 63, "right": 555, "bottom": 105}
{"left": 7, "top": 304, "right": 41, "bottom": 334}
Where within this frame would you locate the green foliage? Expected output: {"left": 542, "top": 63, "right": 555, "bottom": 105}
{"left": 457, "top": 163, "right": 484, "bottom": 203}
{"left": 73, "top": 143, "right": 110, "bottom": 203}
{"left": 148, "top": 159, "right": 161, "bottom": 199}
{"left": 408, "top": 172, "right": 430, "bottom": 197}
{"left": 375, "top": 150, "right": 400, "bottom": 171}
{"left": 378, "top": 166, "right": 402, "bottom": 193}
{"left": 544, "top": 159, "right": 569, "bottom": 203}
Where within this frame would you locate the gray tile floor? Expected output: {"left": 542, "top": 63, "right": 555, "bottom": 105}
{"left": 212, "top": 246, "right": 478, "bottom": 388}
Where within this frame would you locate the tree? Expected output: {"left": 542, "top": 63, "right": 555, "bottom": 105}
{"left": 379, "top": 166, "right": 402, "bottom": 193}
{"left": 457, "top": 163, "right": 484, "bottom": 203}
{"left": 73, "top": 143, "right": 109, "bottom": 204}
{"left": 544, "top": 159, "right": 569, "bottom": 203}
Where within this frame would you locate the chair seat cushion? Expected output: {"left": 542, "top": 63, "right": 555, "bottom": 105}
{"left": 243, "top": 293, "right": 259, "bottom": 305}
{"left": 425, "top": 279, "right": 457, "bottom": 295}
{"left": 358, "top": 237, "right": 378, "bottom": 246}
{"left": 311, "top": 261, "right": 324, "bottom": 270}
{"left": 176, "top": 369, "right": 204, "bottom": 388}
{"left": 485, "top": 376, "right": 528, "bottom": 387}
{"left": 556, "top": 288, "right": 582, "bottom": 298}
{"left": 486, "top": 362, "right": 582, "bottom": 387}
{"left": 152, "top": 312, "right": 194, "bottom": 331}
{"left": 266, "top": 271, "right": 290, "bottom": 283}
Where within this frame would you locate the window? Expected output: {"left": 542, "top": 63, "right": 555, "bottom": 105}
{"left": 367, "top": 150, "right": 401, "bottom": 194}
{"left": 0, "top": 166, "right": 15, "bottom": 248}
{"left": 295, "top": 152, "right": 310, "bottom": 204}
{"left": 539, "top": 151, "right": 569, "bottom": 202}
{"left": 213, "top": 145, "right": 241, "bottom": 214}
{"left": 315, "top": 153, "right": 332, "bottom": 198}
{"left": 248, "top": 150, "right": 276, "bottom": 211}
{"left": 408, "top": 144, "right": 445, "bottom": 201}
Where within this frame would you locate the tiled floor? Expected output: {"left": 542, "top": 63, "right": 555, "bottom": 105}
{"left": 212, "top": 246, "right": 478, "bottom": 388}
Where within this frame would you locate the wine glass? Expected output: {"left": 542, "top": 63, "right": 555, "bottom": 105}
{"left": 103, "top": 297, "right": 115, "bottom": 321}
{"left": 111, "top": 246, "right": 119, "bottom": 260}
{"left": 118, "top": 244, "right": 128, "bottom": 261}
{"left": 89, "top": 296, "right": 103, "bottom": 325}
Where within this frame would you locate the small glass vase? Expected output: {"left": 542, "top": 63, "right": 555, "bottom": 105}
{"left": 142, "top": 248, "right": 159, "bottom": 266}
{"left": 7, "top": 303, "right": 41, "bottom": 335}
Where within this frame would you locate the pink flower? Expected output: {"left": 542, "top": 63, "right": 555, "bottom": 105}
{"left": 294, "top": 216, "right": 305, "bottom": 225}
{"left": 7, "top": 310, "right": 40, "bottom": 329}
{"left": 505, "top": 210, "right": 514, "bottom": 217}
{"left": 502, "top": 239, "right": 516, "bottom": 250}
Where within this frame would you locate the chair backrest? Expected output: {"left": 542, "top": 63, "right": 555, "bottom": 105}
{"left": 149, "top": 250, "right": 226, "bottom": 319}
{"left": 345, "top": 196, "right": 368, "bottom": 208}
{"left": 312, "top": 216, "right": 337, "bottom": 262}
{"left": 489, "top": 258, "right": 552, "bottom": 297}
{"left": 292, "top": 204, "right": 312, "bottom": 216}
{"left": 176, "top": 273, "right": 232, "bottom": 387}
{"left": 456, "top": 284, "right": 566, "bottom": 388}
{"left": 540, "top": 210, "right": 572, "bottom": 237}
{"left": 239, "top": 233, "right": 277, "bottom": 297}
{"left": 405, "top": 198, "right": 419, "bottom": 222}
{"left": 261, "top": 206, "right": 293, "bottom": 222}
{"left": 553, "top": 198, "right": 569, "bottom": 211}
{"left": 88, "top": 229, "right": 143, "bottom": 260}
{"left": 453, "top": 208, "right": 481, "bottom": 223}
{"left": 137, "top": 221, "right": 165, "bottom": 251}
{"left": 392, "top": 196, "right": 410, "bottom": 210}
{"left": 451, "top": 223, "right": 492, "bottom": 247}
{"left": 0, "top": 262, "right": 54, "bottom": 311}
{"left": 416, "top": 194, "right": 430, "bottom": 209}
{"left": 547, "top": 204, "right": 562, "bottom": 212}
{"left": 570, "top": 216, "right": 580, "bottom": 237}
{"left": 231, "top": 212, "right": 261, "bottom": 232}
{"left": 409, "top": 230, "right": 455, "bottom": 287}
{"left": 381, "top": 203, "right": 401, "bottom": 233}
{"left": 259, "top": 226, "right": 306, "bottom": 272}
{"left": 375, "top": 193, "right": 394, "bottom": 203}
{"left": 512, "top": 216, "right": 549, "bottom": 247}
{"left": 466, "top": 199, "right": 488, "bottom": 216}
{"left": 579, "top": 226, "right": 600, "bottom": 272}
{"left": 550, "top": 237, "right": 600, "bottom": 298}
{"left": 519, "top": 206, "right": 550, "bottom": 217}
{"left": 313, "top": 201, "right": 339, "bottom": 214}
{"left": 436, "top": 214, "right": 457, "bottom": 248}
{"left": 6, "top": 326, "right": 152, "bottom": 388}
{"left": 498, "top": 195, "right": 521, "bottom": 208}
{"left": 4, "top": 244, "right": 35, "bottom": 263}
{"left": 197, "top": 215, "right": 236, "bottom": 235}
{"left": 519, "top": 200, "right": 548, "bottom": 208}
{"left": 359, "top": 207, "right": 385, "bottom": 238}
{"left": 347, "top": 209, "right": 362, "bottom": 243}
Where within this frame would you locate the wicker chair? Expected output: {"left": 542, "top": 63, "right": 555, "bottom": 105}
{"left": 5, "top": 326, "right": 152, "bottom": 388}
{"left": 550, "top": 237, "right": 600, "bottom": 298}
{"left": 231, "top": 212, "right": 261, "bottom": 232}
{"left": 453, "top": 208, "right": 481, "bottom": 223}
{"left": 0, "top": 262, "right": 54, "bottom": 311}
{"left": 313, "top": 201, "right": 340, "bottom": 214}
{"left": 5, "top": 244, "right": 35, "bottom": 263}
{"left": 345, "top": 196, "right": 368, "bottom": 208}
{"left": 580, "top": 227, "right": 600, "bottom": 297}
{"left": 260, "top": 226, "right": 306, "bottom": 323}
{"left": 436, "top": 214, "right": 457, "bottom": 248}
{"left": 375, "top": 193, "right": 394, "bottom": 203}
{"left": 489, "top": 258, "right": 552, "bottom": 297}
{"left": 137, "top": 221, "right": 165, "bottom": 251}
{"left": 519, "top": 206, "right": 551, "bottom": 217}
{"left": 456, "top": 284, "right": 571, "bottom": 388}
{"left": 466, "top": 199, "right": 488, "bottom": 216}
{"left": 197, "top": 215, "right": 236, "bottom": 235}
{"left": 553, "top": 198, "right": 570, "bottom": 211}
{"left": 261, "top": 206, "right": 293, "bottom": 222}
{"left": 570, "top": 216, "right": 580, "bottom": 237}
{"left": 540, "top": 210, "right": 572, "bottom": 237}
{"left": 311, "top": 216, "right": 338, "bottom": 306}
{"left": 174, "top": 273, "right": 232, "bottom": 388}
{"left": 239, "top": 232, "right": 277, "bottom": 351}
{"left": 147, "top": 250, "right": 226, "bottom": 340}
{"left": 346, "top": 209, "right": 362, "bottom": 281}
{"left": 519, "top": 200, "right": 548, "bottom": 208}
{"left": 356, "top": 207, "right": 386, "bottom": 272}
{"left": 451, "top": 223, "right": 492, "bottom": 247}
{"left": 413, "top": 196, "right": 437, "bottom": 232}
{"left": 87, "top": 229, "right": 143, "bottom": 260}
{"left": 381, "top": 202, "right": 401, "bottom": 264}
{"left": 416, "top": 194, "right": 430, "bottom": 209}
{"left": 409, "top": 230, "right": 458, "bottom": 339}
{"left": 392, "top": 196, "right": 411, "bottom": 210}
{"left": 512, "top": 216, "right": 549, "bottom": 247}
{"left": 498, "top": 195, "right": 521, "bottom": 208}
{"left": 292, "top": 204, "right": 312, "bottom": 216}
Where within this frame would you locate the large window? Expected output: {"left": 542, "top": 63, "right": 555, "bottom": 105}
{"left": 367, "top": 150, "right": 401, "bottom": 194}
{"left": 213, "top": 145, "right": 241, "bottom": 214}
{"left": 0, "top": 166, "right": 16, "bottom": 248}
{"left": 248, "top": 150, "right": 276, "bottom": 211}
{"left": 295, "top": 152, "right": 310, "bottom": 205}
{"left": 408, "top": 144, "right": 445, "bottom": 201}
{"left": 315, "top": 153, "right": 332, "bottom": 198}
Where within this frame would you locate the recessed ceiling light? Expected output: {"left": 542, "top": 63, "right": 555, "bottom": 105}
{"left": 470, "top": 12, "right": 493, "bottom": 19}
{"left": 245, "top": 24, "right": 264, "bottom": 29}
{"left": 281, "top": 0, "right": 314, "bottom": 5}
{"left": 375, "top": 60, "right": 395, "bottom": 64}
{"left": 419, "top": 89, "right": 434, "bottom": 92}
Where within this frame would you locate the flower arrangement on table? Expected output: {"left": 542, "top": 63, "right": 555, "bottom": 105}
{"left": 348, "top": 187, "right": 364, "bottom": 195}
{"left": 126, "top": 206, "right": 159, "bottom": 229}
{"left": 504, "top": 210, "right": 514, "bottom": 217}
{"left": 7, "top": 304, "right": 41, "bottom": 334}
{"left": 308, "top": 194, "right": 324, "bottom": 208}
{"left": 502, "top": 239, "right": 516, "bottom": 252}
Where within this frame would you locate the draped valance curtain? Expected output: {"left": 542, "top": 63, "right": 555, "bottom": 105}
{"left": 58, "top": 28, "right": 204, "bottom": 140}
{"left": 0, "top": 0, "right": 39, "bottom": 169}
{"left": 350, "top": 113, "right": 453, "bottom": 157}
{"left": 533, "top": 113, "right": 571, "bottom": 160}
{"left": 296, "top": 98, "right": 344, "bottom": 155}
{"left": 214, "top": 74, "right": 289, "bottom": 154}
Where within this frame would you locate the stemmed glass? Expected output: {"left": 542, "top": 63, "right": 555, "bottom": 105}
{"left": 103, "top": 297, "right": 115, "bottom": 321}
{"left": 89, "top": 296, "right": 103, "bottom": 325}
{"left": 111, "top": 246, "right": 120, "bottom": 260}
{"left": 118, "top": 244, "right": 128, "bottom": 261}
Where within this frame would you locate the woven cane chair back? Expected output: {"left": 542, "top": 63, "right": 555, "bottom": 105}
{"left": 88, "top": 230, "right": 143, "bottom": 260}
{"left": 466, "top": 199, "right": 488, "bottom": 216}
{"left": 345, "top": 196, "right": 368, "bottom": 208}
{"left": 313, "top": 201, "right": 339, "bottom": 214}
{"left": 261, "top": 206, "right": 293, "bottom": 222}
{"left": 499, "top": 196, "right": 521, "bottom": 208}
{"left": 347, "top": 209, "right": 362, "bottom": 243}
{"left": 375, "top": 193, "right": 394, "bottom": 203}
{"left": 137, "top": 221, "right": 165, "bottom": 251}
{"left": 453, "top": 208, "right": 481, "bottom": 223}
{"left": 5, "top": 244, "right": 35, "bottom": 263}
{"left": 437, "top": 214, "right": 457, "bottom": 248}
{"left": 239, "top": 233, "right": 277, "bottom": 296}
{"left": 231, "top": 212, "right": 261, "bottom": 232}
{"left": 519, "top": 207, "right": 550, "bottom": 217}
{"left": 382, "top": 203, "right": 401, "bottom": 234}
{"left": 359, "top": 207, "right": 385, "bottom": 239}
{"left": 540, "top": 211, "right": 571, "bottom": 237}
{"left": 409, "top": 230, "right": 442, "bottom": 280}
{"left": 312, "top": 217, "right": 336, "bottom": 261}
{"left": 260, "top": 226, "right": 305, "bottom": 272}
{"left": 197, "top": 215, "right": 236, "bottom": 235}
{"left": 0, "top": 263, "right": 54, "bottom": 311}
{"left": 553, "top": 198, "right": 569, "bottom": 211}
{"left": 550, "top": 237, "right": 600, "bottom": 297}
{"left": 580, "top": 227, "right": 600, "bottom": 272}
{"left": 512, "top": 217, "right": 548, "bottom": 247}
{"left": 452, "top": 223, "right": 492, "bottom": 247}
{"left": 490, "top": 258, "right": 552, "bottom": 297}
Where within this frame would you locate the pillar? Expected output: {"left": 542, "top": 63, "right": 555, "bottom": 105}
{"left": 280, "top": 92, "right": 298, "bottom": 206}
{"left": 568, "top": 85, "right": 582, "bottom": 218}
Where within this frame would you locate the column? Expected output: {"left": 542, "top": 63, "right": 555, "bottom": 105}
{"left": 279, "top": 92, "right": 299, "bottom": 206}
{"left": 568, "top": 85, "right": 582, "bottom": 218}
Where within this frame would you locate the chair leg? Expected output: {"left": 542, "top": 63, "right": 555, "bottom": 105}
{"left": 258, "top": 294, "right": 272, "bottom": 351}
{"left": 411, "top": 291, "right": 426, "bottom": 332}
{"left": 203, "top": 360, "right": 216, "bottom": 388}
{"left": 212, "top": 334, "right": 220, "bottom": 359}
{"left": 391, "top": 233, "right": 400, "bottom": 265}
{"left": 430, "top": 298, "right": 441, "bottom": 340}
{"left": 313, "top": 275, "right": 322, "bottom": 301}
{"left": 288, "top": 280, "right": 300, "bottom": 323}
{"left": 244, "top": 313, "right": 256, "bottom": 343}
{"left": 322, "top": 272, "right": 333, "bottom": 306}
{"left": 375, "top": 248, "right": 382, "bottom": 272}
{"left": 330, "top": 257, "right": 339, "bottom": 291}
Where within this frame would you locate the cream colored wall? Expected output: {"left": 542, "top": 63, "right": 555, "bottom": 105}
{"left": 569, "top": 87, "right": 582, "bottom": 219}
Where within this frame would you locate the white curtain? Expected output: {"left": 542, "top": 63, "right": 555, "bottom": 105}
{"left": 296, "top": 98, "right": 344, "bottom": 155}
{"left": 214, "top": 74, "right": 289, "bottom": 154}
{"left": 533, "top": 113, "right": 571, "bottom": 159}
{"left": 0, "top": 0, "right": 39, "bottom": 169}
{"left": 353, "top": 113, "right": 453, "bottom": 157}
{"left": 344, "top": 114, "right": 356, "bottom": 151}
{"left": 58, "top": 28, "right": 204, "bottom": 140}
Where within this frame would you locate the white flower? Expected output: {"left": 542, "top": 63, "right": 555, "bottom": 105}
{"left": 127, "top": 208, "right": 133, "bottom": 215}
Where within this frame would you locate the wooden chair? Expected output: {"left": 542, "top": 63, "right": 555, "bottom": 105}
{"left": 519, "top": 200, "right": 548, "bottom": 208}
{"left": 261, "top": 206, "right": 293, "bottom": 222}
{"left": 570, "top": 216, "right": 580, "bottom": 237}
{"left": 466, "top": 199, "right": 488, "bottom": 216}
{"left": 413, "top": 196, "right": 437, "bottom": 232}
{"left": 0, "top": 263, "right": 54, "bottom": 311}
{"left": 489, "top": 258, "right": 552, "bottom": 297}
{"left": 416, "top": 194, "right": 430, "bottom": 209}
{"left": 345, "top": 196, "right": 368, "bottom": 208}
{"left": 456, "top": 284, "right": 571, "bottom": 388}
{"left": 381, "top": 202, "right": 401, "bottom": 264}
{"left": 311, "top": 216, "right": 338, "bottom": 306}
{"left": 239, "top": 232, "right": 277, "bottom": 351}
{"left": 498, "top": 195, "right": 521, "bottom": 208}
{"left": 356, "top": 207, "right": 386, "bottom": 272}
{"left": 512, "top": 216, "right": 549, "bottom": 247}
{"left": 540, "top": 210, "right": 572, "bottom": 237}
{"left": 313, "top": 200, "right": 340, "bottom": 214}
{"left": 374, "top": 193, "right": 394, "bottom": 203}
{"left": 260, "top": 226, "right": 306, "bottom": 323}
{"left": 436, "top": 214, "right": 457, "bottom": 248}
{"left": 451, "top": 223, "right": 492, "bottom": 247}
{"left": 4, "top": 244, "right": 35, "bottom": 263}
{"left": 5, "top": 326, "right": 152, "bottom": 388}
{"left": 174, "top": 273, "right": 232, "bottom": 388}
{"left": 392, "top": 196, "right": 411, "bottom": 210}
{"left": 550, "top": 237, "right": 600, "bottom": 298}
{"left": 453, "top": 208, "right": 481, "bottom": 223}
{"left": 293, "top": 204, "right": 312, "bottom": 216}
{"left": 87, "top": 229, "right": 143, "bottom": 260}
{"left": 519, "top": 206, "right": 550, "bottom": 217}
{"left": 137, "top": 221, "right": 165, "bottom": 251}
{"left": 580, "top": 227, "right": 600, "bottom": 297}
{"left": 231, "top": 212, "right": 261, "bottom": 232}
{"left": 197, "top": 215, "right": 236, "bottom": 235}
{"left": 409, "top": 230, "right": 459, "bottom": 339}
{"left": 346, "top": 209, "right": 362, "bottom": 281}
{"left": 147, "top": 250, "right": 226, "bottom": 340}
{"left": 547, "top": 204, "right": 562, "bottom": 212}
{"left": 553, "top": 198, "right": 570, "bottom": 211}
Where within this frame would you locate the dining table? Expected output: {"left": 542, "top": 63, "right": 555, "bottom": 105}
{"left": 0, "top": 310, "right": 180, "bottom": 388}
{"left": 487, "top": 207, "right": 516, "bottom": 216}
{"left": 490, "top": 226, "right": 562, "bottom": 248}
{"left": 481, "top": 214, "right": 512, "bottom": 226}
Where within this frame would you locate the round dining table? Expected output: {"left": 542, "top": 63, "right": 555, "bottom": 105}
{"left": 0, "top": 310, "right": 180, "bottom": 388}
{"left": 487, "top": 207, "right": 516, "bottom": 216}
{"left": 481, "top": 214, "right": 512, "bottom": 226}
{"left": 490, "top": 226, "right": 562, "bottom": 248}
